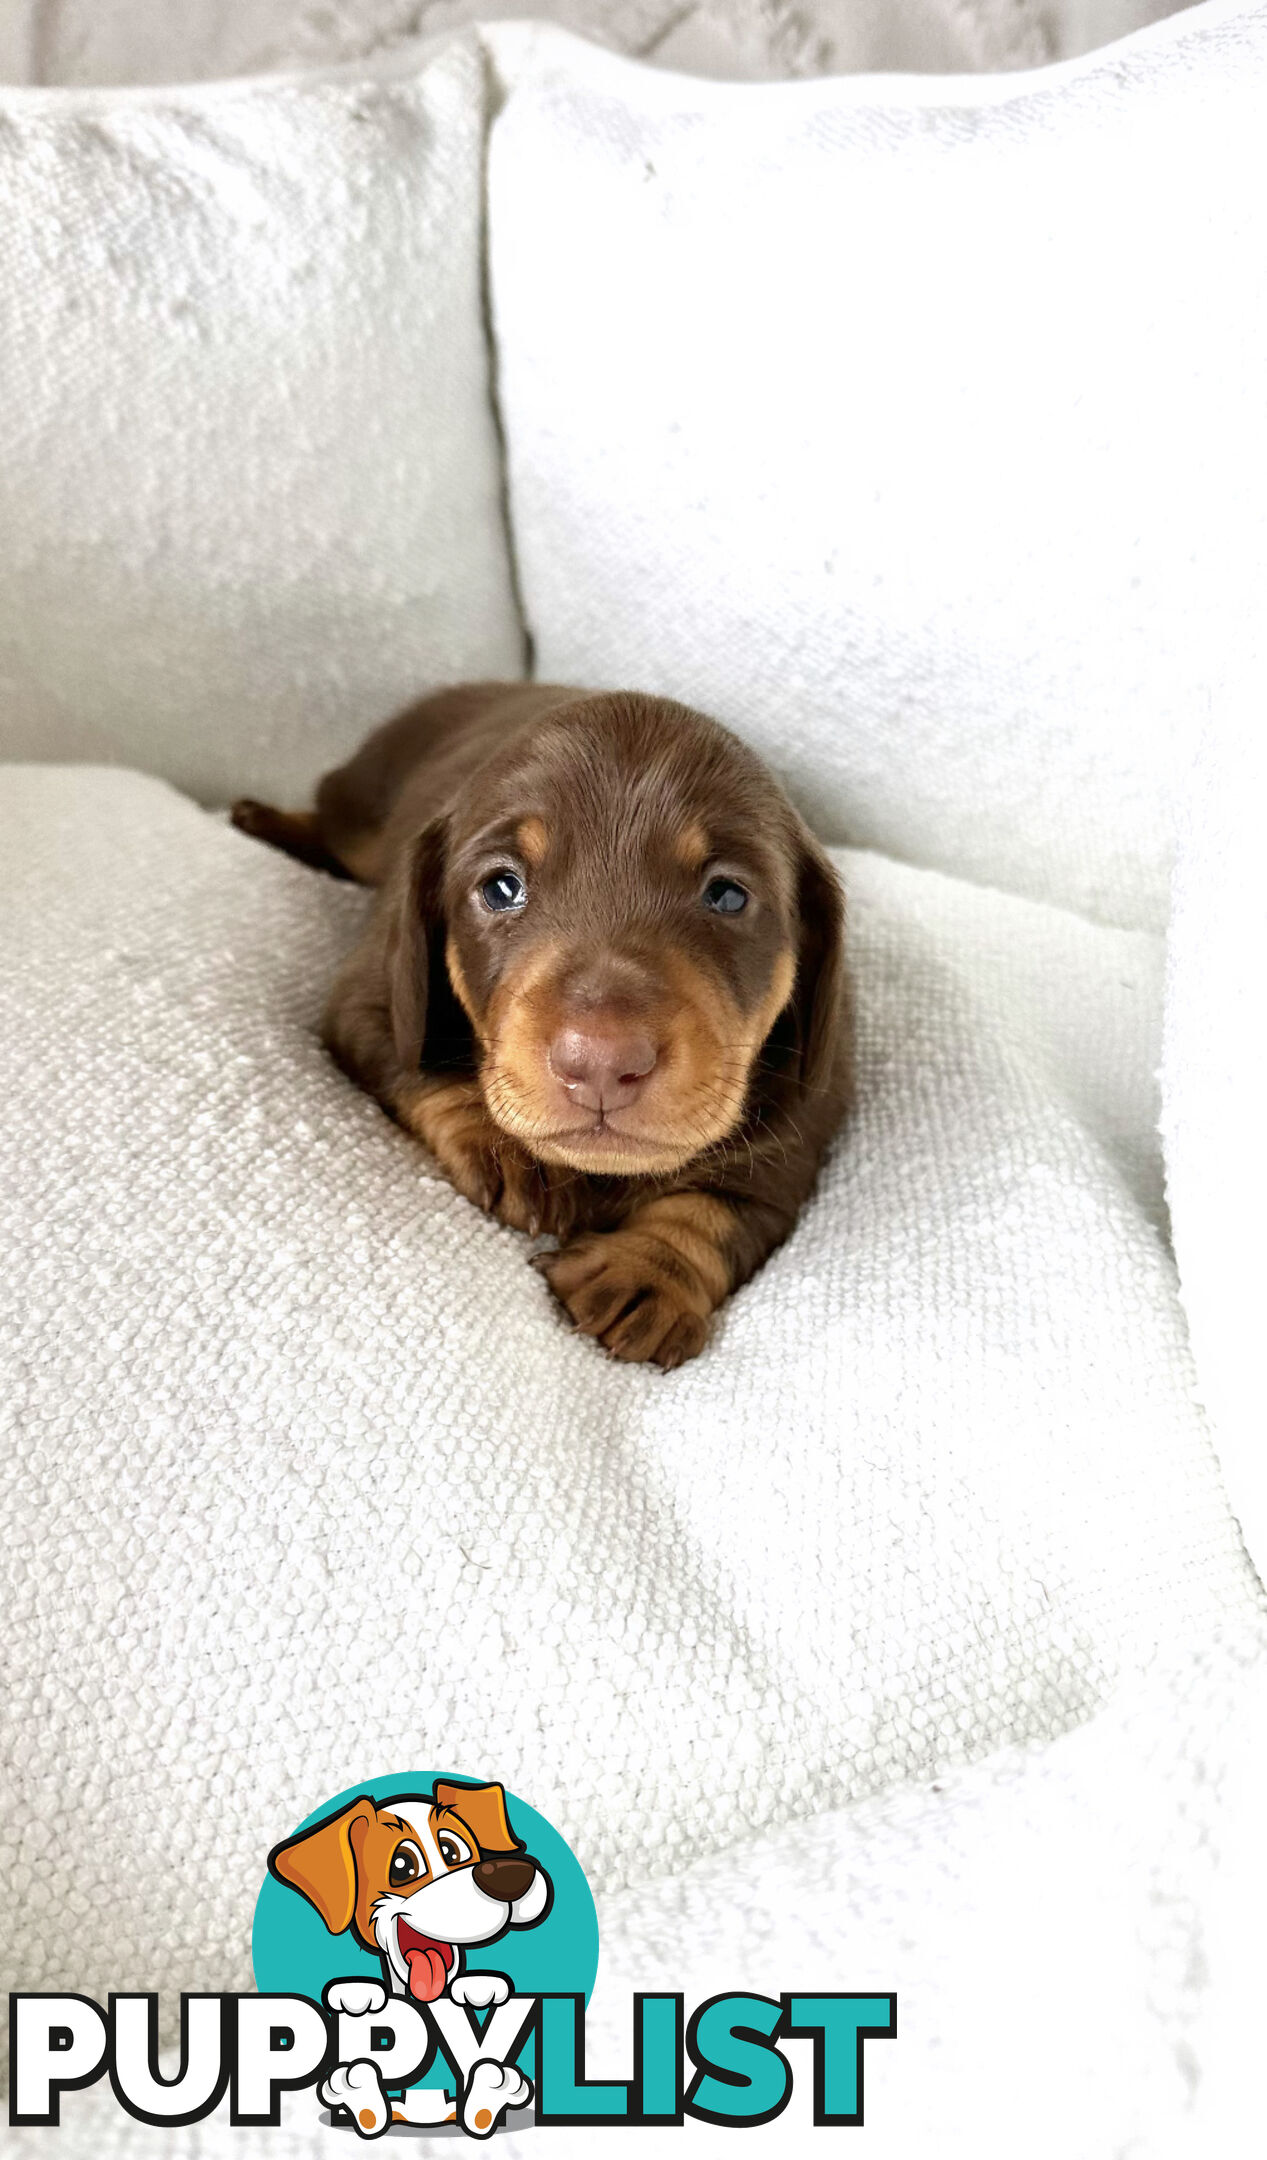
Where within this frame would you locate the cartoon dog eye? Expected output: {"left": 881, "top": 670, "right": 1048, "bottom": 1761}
{"left": 437, "top": 1829, "right": 472, "bottom": 1869}
{"left": 388, "top": 1841, "right": 426, "bottom": 1887}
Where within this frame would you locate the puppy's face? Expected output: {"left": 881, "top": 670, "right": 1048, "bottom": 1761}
{"left": 411, "top": 697, "right": 834, "bottom": 1177}
{"left": 269, "top": 1781, "right": 547, "bottom": 2004}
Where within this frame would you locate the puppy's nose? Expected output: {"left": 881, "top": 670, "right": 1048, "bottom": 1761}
{"left": 473, "top": 1854, "right": 536, "bottom": 1903}
{"left": 548, "top": 1025, "right": 657, "bottom": 1113}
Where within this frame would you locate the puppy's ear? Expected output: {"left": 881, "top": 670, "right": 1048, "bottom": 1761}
{"left": 434, "top": 1780, "right": 521, "bottom": 1856}
{"left": 791, "top": 829, "right": 847, "bottom": 1099}
{"left": 387, "top": 817, "right": 449, "bottom": 1072}
{"left": 268, "top": 1796, "right": 376, "bottom": 1936}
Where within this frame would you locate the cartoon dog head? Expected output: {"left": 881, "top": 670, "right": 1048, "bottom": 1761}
{"left": 269, "top": 1782, "right": 551, "bottom": 2003}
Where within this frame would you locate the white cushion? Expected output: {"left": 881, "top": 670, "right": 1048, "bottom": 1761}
{"left": 0, "top": 37, "right": 524, "bottom": 805}
{"left": 487, "top": 2, "right": 1267, "bottom": 931}
{"left": 2, "top": 765, "right": 1256, "bottom": 2016}
{"left": 38, "top": 1617, "right": 1267, "bottom": 2155}
{"left": 1162, "top": 663, "right": 1267, "bottom": 1579}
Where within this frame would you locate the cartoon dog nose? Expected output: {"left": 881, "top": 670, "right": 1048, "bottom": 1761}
{"left": 548, "top": 1026, "right": 657, "bottom": 1113}
{"left": 474, "top": 1854, "right": 537, "bottom": 1903}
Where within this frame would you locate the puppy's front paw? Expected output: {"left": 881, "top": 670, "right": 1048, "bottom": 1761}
{"left": 450, "top": 1970, "right": 511, "bottom": 2011}
{"left": 396, "top": 1079, "right": 505, "bottom": 1216}
{"left": 538, "top": 1231, "right": 713, "bottom": 1369}
{"left": 490, "top": 1148, "right": 577, "bottom": 1241}
{"left": 321, "top": 2059, "right": 389, "bottom": 2138}
{"left": 396, "top": 1078, "right": 575, "bottom": 1237}
{"left": 462, "top": 2057, "right": 532, "bottom": 2138}
{"left": 451, "top": 1137, "right": 576, "bottom": 1240}
{"left": 323, "top": 1979, "right": 388, "bottom": 2018}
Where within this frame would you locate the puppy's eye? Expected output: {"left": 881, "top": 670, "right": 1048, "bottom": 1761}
{"left": 703, "top": 877, "right": 749, "bottom": 915}
{"left": 438, "top": 1831, "right": 472, "bottom": 1869}
{"left": 480, "top": 870, "right": 527, "bottom": 913}
{"left": 389, "top": 1842, "right": 424, "bottom": 1887}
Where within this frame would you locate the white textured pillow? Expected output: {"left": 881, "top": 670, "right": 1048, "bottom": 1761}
{"left": 3, "top": 766, "right": 1258, "bottom": 2020}
{"left": 487, "top": 2, "right": 1267, "bottom": 931}
{"left": 0, "top": 36, "right": 523, "bottom": 804}
{"left": 1162, "top": 667, "right": 1267, "bottom": 1581}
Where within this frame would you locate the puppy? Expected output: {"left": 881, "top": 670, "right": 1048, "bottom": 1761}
{"left": 233, "top": 683, "right": 850, "bottom": 1367}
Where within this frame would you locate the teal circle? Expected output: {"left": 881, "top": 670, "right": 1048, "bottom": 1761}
{"left": 252, "top": 1771, "right": 599, "bottom": 2093}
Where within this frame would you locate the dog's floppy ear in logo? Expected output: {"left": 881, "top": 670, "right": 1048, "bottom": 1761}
{"left": 433, "top": 1780, "right": 517, "bottom": 1853}
{"left": 269, "top": 1794, "right": 372, "bottom": 1938}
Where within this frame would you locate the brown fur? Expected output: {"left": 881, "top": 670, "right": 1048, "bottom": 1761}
{"left": 232, "top": 682, "right": 852, "bottom": 1368}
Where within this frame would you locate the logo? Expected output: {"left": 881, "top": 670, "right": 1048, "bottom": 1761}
{"left": 255, "top": 1771, "right": 596, "bottom": 2137}
{"left": 10, "top": 1771, "right": 895, "bottom": 2138}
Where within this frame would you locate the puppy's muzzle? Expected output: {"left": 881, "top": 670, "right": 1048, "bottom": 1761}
{"left": 473, "top": 1853, "right": 537, "bottom": 1902}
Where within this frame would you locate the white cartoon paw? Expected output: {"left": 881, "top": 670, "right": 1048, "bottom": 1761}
{"left": 462, "top": 2057, "right": 532, "bottom": 2139}
{"left": 321, "top": 2059, "right": 390, "bottom": 2139}
{"left": 449, "top": 1971, "right": 510, "bottom": 2011}
{"left": 324, "top": 1979, "right": 388, "bottom": 2018}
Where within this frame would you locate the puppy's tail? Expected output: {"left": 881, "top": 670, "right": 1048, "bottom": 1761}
{"left": 230, "top": 799, "right": 360, "bottom": 881}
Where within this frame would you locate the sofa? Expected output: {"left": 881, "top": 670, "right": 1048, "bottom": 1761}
{"left": 0, "top": 0, "right": 1199, "bottom": 91}
{"left": 2, "top": 3, "right": 1265, "bottom": 2152}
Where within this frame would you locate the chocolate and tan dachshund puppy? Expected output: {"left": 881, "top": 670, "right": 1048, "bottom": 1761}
{"left": 232, "top": 682, "right": 850, "bottom": 1367}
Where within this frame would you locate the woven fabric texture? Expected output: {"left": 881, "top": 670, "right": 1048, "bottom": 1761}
{"left": 2, "top": 765, "right": 1257, "bottom": 2046}
{"left": 0, "top": 35, "right": 524, "bottom": 804}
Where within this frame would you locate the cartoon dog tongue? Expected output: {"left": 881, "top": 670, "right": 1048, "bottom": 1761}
{"left": 404, "top": 1945, "right": 450, "bottom": 2003}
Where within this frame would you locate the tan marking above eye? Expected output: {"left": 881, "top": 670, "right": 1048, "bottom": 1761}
{"left": 674, "top": 820, "right": 711, "bottom": 872}
{"left": 516, "top": 815, "right": 549, "bottom": 868}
